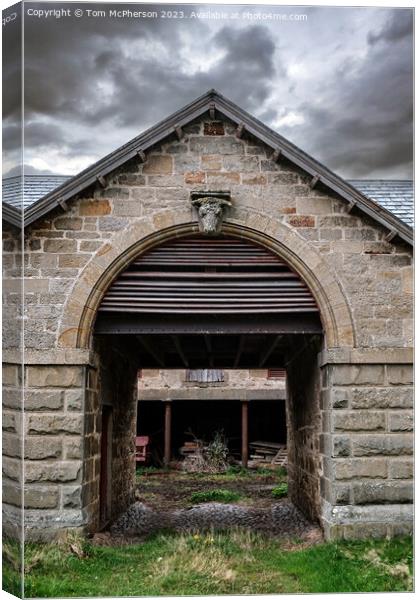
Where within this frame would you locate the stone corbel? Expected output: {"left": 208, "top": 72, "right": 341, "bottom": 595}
{"left": 190, "top": 191, "right": 232, "bottom": 236}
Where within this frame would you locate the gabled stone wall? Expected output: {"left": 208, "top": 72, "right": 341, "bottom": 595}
{"left": 2, "top": 115, "right": 413, "bottom": 539}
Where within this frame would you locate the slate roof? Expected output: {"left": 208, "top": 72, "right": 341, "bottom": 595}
{"left": 348, "top": 180, "right": 414, "bottom": 228}
{"left": 2, "top": 174, "right": 70, "bottom": 210}
{"left": 0, "top": 90, "right": 413, "bottom": 244}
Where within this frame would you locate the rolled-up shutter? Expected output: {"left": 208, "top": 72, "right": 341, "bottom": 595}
{"left": 98, "top": 235, "right": 319, "bottom": 315}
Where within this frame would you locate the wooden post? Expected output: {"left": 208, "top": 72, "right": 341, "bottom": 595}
{"left": 241, "top": 401, "right": 249, "bottom": 468}
{"left": 164, "top": 401, "right": 172, "bottom": 467}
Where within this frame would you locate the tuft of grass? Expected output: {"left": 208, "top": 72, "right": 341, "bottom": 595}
{"left": 21, "top": 533, "right": 413, "bottom": 597}
{"left": 190, "top": 489, "right": 242, "bottom": 504}
{"left": 272, "top": 483, "right": 288, "bottom": 498}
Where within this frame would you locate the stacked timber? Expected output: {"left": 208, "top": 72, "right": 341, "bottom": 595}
{"left": 249, "top": 441, "right": 288, "bottom": 467}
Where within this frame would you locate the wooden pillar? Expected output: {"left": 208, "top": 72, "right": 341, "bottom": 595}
{"left": 164, "top": 401, "right": 172, "bottom": 467}
{"left": 241, "top": 401, "right": 249, "bottom": 468}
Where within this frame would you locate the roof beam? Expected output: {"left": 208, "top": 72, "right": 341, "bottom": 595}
{"left": 204, "top": 335, "right": 214, "bottom": 368}
{"left": 235, "top": 123, "right": 245, "bottom": 139}
{"left": 310, "top": 175, "right": 320, "bottom": 189}
{"left": 174, "top": 125, "right": 184, "bottom": 140}
{"left": 58, "top": 198, "right": 69, "bottom": 212}
{"left": 233, "top": 335, "right": 245, "bottom": 368}
{"left": 171, "top": 335, "right": 189, "bottom": 367}
{"left": 346, "top": 200, "right": 357, "bottom": 214}
{"left": 385, "top": 228, "right": 397, "bottom": 242}
{"left": 259, "top": 335, "right": 282, "bottom": 367}
{"left": 137, "top": 149, "right": 147, "bottom": 163}
{"left": 136, "top": 335, "right": 165, "bottom": 367}
{"left": 271, "top": 148, "right": 282, "bottom": 162}
{"left": 209, "top": 101, "right": 216, "bottom": 120}
{"left": 96, "top": 175, "right": 107, "bottom": 189}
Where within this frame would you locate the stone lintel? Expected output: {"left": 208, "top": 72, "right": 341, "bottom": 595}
{"left": 318, "top": 347, "right": 413, "bottom": 367}
{"left": 138, "top": 388, "right": 286, "bottom": 401}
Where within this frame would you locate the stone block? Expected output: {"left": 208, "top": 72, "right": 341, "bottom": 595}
{"left": 335, "top": 458, "right": 387, "bottom": 480}
{"left": 26, "top": 414, "right": 83, "bottom": 435}
{"left": 2, "top": 412, "right": 17, "bottom": 433}
{"left": 296, "top": 197, "right": 332, "bottom": 214}
{"left": 3, "top": 481, "right": 22, "bottom": 507}
{"left": 353, "top": 481, "right": 413, "bottom": 504}
{"left": 25, "top": 486, "right": 59, "bottom": 509}
{"left": 80, "top": 241, "right": 103, "bottom": 252}
{"left": 65, "top": 390, "right": 84, "bottom": 411}
{"left": 98, "top": 217, "right": 129, "bottom": 231}
{"left": 64, "top": 438, "right": 83, "bottom": 459}
{"left": 288, "top": 215, "right": 315, "bottom": 227}
{"left": 26, "top": 366, "right": 84, "bottom": 388}
{"left": 329, "top": 365, "right": 385, "bottom": 386}
{"left": 112, "top": 200, "right": 143, "bottom": 217}
{"left": 350, "top": 387, "right": 413, "bottom": 409}
{"left": 190, "top": 136, "right": 244, "bottom": 155}
{"left": 117, "top": 174, "right": 146, "bottom": 185}
{"left": 25, "top": 461, "right": 82, "bottom": 483}
{"left": 79, "top": 199, "right": 111, "bottom": 216}
{"left": 54, "top": 217, "right": 83, "bottom": 231}
{"left": 222, "top": 155, "right": 259, "bottom": 172}
{"left": 2, "top": 364, "right": 19, "bottom": 386}
{"left": 44, "top": 239, "right": 77, "bottom": 253}
{"left": 147, "top": 175, "right": 184, "bottom": 187}
{"left": 207, "top": 172, "right": 240, "bottom": 185}
{"left": 58, "top": 254, "right": 90, "bottom": 269}
{"left": 333, "top": 411, "right": 385, "bottom": 431}
{"left": 3, "top": 457, "right": 21, "bottom": 481}
{"left": 184, "top": 171, "right": 205, "bottom": 184}
{"left": 2, "top": 433, "right": 21, "bottom": 458}
{"left": 62, "top": 486, "right": 82, "bottom": 509}
{"left": 142, "top": 155, "right": 173, "bottom": 174}
{"left": 24, "top": 437, "right": 62, "bottom": 460}
{"left": 201, "top": 155, "right": 222, "bottom": 170}
{"left": 332, "top": 436, "right": 351, "bottom": 457}
{"left": 242, "top": 174, "right": 267, "bottom": 185}
{"left": 388, "top": 458, "right": 413, "bottom": 479}
{"left": 387, "top": 365, "right": 413, "bottom": 385}
{"left": 389, "top": 412, "right": 413, "bottom": 432}
{"left": 204, "top": 121, "right": 224, "bottom": 135}
{"left": 353, "top": 435, "right": 413, "bottom": 456}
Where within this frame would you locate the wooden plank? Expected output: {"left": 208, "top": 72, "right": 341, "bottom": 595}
{"left": 171, "top": 335, "right": 189, "bottom": 367}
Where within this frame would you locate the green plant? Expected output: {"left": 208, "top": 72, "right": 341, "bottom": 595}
{"left": 272, "top": 483, "right": 288, "bottom": 498}
{"left": 190, "top": 489, "right": 242, "bottom": 504}
{"left": 204, "top": 431, "right": 229, "bottom": 472}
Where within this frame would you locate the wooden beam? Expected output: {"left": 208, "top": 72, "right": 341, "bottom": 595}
{"left": 137, "top": 149, "right": 146, "bottom": 163}
{"left": 346, "top": 200, "right": 357, "bottom": 214}
{"left": 204, "top": 335, "right": 214, "bottom": 368}
{"left": 385, "top": 228, "right": 397, "bottom": 242}
{"left": 174, "top": 125, "right": 184, "bottom": 140}
{"left": 310, "top": 175, "right": 320, "bottom": 189}
{"left": 233, "top": 335, "right": 245, "bottom": 368}
{"left": 241, "top": 401, "right": 249, "bottom": 468}
{"left": 164, "top": 402, "right": 172, "bottom": 467}
{"left": 271, "top": 148, "right": 282, "bottom": 162}
{"left": 136, "top": 336, "right": 165, "bottom": 367}
{"left": 235, "top": 123, "right": 245, "bottom": 138}
{"left": 209, "top": 102, "right": 216, "bottom": 120}
{"left": 97, "top": 175, "right": 107, "bottom": 188}
{"left": 259, "top": 335, "right": 282, "bottom": 367}
{"left": 57, "top": 198, "right": 69, "bottom": 212}
{"left": 171, "top": 335, "right": 189, "bottom": 367}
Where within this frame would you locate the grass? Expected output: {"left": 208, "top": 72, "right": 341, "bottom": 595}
{"left": 3, "top": 531, "right": 413, "bottom": 597}
{"left": 190, "top": 489, "right": 242, "bottom": 503}
{"left": 272, "top": 483, "right": 288, "bottom": 498}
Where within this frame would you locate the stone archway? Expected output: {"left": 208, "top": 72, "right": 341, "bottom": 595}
{"left": 58, "top": 209, "right": 355, "bottom": 351}
{"left": 60, "top": 211, "right": 357, "bottom": 532}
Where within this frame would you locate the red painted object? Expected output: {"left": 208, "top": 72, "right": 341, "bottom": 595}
{"left": 135, "top": 436, "right": 150, "bottom": 463}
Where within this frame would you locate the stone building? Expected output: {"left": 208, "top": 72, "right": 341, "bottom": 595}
{"left": 2, "top": 90, "right": 413, "bottom": 541}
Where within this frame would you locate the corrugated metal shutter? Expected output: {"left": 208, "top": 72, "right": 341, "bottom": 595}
{"left": 99, "top": 235, "right": 319, "bottom": 315}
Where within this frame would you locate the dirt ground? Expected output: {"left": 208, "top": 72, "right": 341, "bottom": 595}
{"left": 134, "top": 466, "right": 288, "bottom": 511}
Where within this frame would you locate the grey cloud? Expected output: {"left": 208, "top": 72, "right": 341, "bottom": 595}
{"left": 368, "top": 10, "right": 413, "bottom": 45}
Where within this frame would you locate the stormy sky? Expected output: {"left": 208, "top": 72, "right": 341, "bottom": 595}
{"left": 2, "top": 2, "right": 414, "bottom": 179}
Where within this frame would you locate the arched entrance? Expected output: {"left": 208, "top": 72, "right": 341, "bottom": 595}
{"left": 90, "top": 230, "right": 328, "bottom": 530}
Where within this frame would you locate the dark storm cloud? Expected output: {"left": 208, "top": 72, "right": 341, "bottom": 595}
{"left": 2, "top": 3, "right": 413, "bottom": 179}
{"left": 280, "top": 10, "right": 413, "bottom": 178}
{"left": 367, "top": 10, "right": 413, "bottom": 46}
